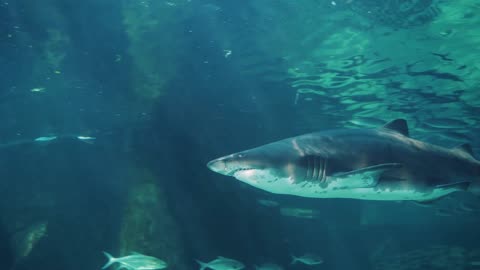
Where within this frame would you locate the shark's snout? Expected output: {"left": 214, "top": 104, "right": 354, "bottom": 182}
{"left": 207, "top": 158, "right": 228, "bottom": 174}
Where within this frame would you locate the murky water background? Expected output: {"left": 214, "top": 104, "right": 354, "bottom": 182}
{"left": 0, "top": 1, "right": 479, "bottom": 270}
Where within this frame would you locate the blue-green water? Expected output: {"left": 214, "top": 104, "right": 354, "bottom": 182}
{"left": 1, "top": 0, "right": 479, "bottom": 269}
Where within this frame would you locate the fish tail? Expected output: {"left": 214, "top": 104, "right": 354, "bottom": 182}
{"left": 195, "top": 260, "right": 209, "bottom": 270}
{"left": 102, "top": 251, "right": 116, "bottom": 269}
{"left": 290, "top": 255, "right": 298, "bottom": 264}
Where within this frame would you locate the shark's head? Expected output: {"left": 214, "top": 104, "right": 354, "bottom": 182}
{"left": 207, "top": 139, "right": 321, "bottom": 193}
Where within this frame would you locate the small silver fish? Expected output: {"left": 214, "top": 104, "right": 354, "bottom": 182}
{"left": 30, "top": 87, "right": 46, "bottom": 92}
{"left": 76, "top": 135, "right": 96, "bottom": 143}
{"left": 196, "top": 256, "right": 245, "bottom": 270}
{"left": 291, "top": 254, "right": 323, "bottom": 265}
{"left": 224, "top": 50, "right": 232, "bottom": 58}
{"left": 34, "top": 136, "right": 57, "bottom": 142}
{"left": 257, "top": 199, "right": 279, "bottom": 207}
{"left": 102, "top": 252, "right": 167, "bottom": 270}
{"left": 280, "top": 208, "right": 318, "bottom": 219}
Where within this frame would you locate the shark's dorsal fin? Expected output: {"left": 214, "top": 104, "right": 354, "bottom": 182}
{"left": 382, "top": 119, "right": 409, "bottom": 137}
{"left": 453, "top": 143, "right": 474, "bottom": 157}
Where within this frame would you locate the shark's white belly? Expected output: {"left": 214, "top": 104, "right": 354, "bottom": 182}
{"left": 236, "top": 174, "right": 457, "bottom": 201}
{"left": 287, "top": 182, "right": 452, "bottom": 201}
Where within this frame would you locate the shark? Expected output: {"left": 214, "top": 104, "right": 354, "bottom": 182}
{"left": 207, "top": 119, "right": 480, "bottom": 202}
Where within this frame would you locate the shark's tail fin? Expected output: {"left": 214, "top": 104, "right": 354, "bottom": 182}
{"left": 451, "top": 143, "right": 480, "bottom": 195}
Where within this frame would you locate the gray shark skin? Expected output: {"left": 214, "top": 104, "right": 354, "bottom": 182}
{"left": 207, "top": 119, "right": 480, "bottom": 202}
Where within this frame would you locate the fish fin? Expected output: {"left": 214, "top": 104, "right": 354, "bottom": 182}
{"left": 382, "top": 119, "right": 409, "bottom": 137}
{"left": 332, "top": 163, "right": 402, "bottom": 188}
{"left": 413, "top": 198, "right": 442, "bottom": 205}
{"left": 459, "top": 202, "right": 480, "bottom": 212}
{"left": 414, "top": 183, "right": 469, "bottom": 203}
{"left": 436, "top": 181, "right": 470, "bottom": 191}
{"left": 130, "top": 251, "right": 142, "bottom": 255}
{"left": 196, "top": 260, "right": 209, "bottom": 270}
{"left": 452, "top": 143, "right": 475, "bottom": 157}
{"left": 290, "top": 255, "right": 298, "bottom": 264}
{"left": 102, "top": 251, "right": 116, "bottom": 269}
{"left": 217, "top": 256, "right": 228, "bottom": 260}
{"left": 79, "top": 139, "right": 95, "bottom": 145}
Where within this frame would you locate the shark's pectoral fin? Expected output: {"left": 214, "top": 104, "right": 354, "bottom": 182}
{"left": 331, "top": 163, "right": 402, "bottom": 189}
{"left": 411, "top": 200, "right": 437, "bottom": 207}
{"left": 413, "top": 198, "right": 443, "bottom": 205}
{"left": 415, "top": 181, "right": 470, "bottom": 203}
{"left": 435, "top": 181, "right": 470, "bottom": 192}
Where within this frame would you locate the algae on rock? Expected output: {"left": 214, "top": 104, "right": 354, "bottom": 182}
{"left": 43, "top": 28, "right": 70, "bottom": 72}
{"left": 8, "top": 0, "right": 71, "bottom": 82}
{"left": 122, "top": 0, "right": 192, "bottom": 101}
{"left": 118, "top": 167, "right": 188, "bottom": 270}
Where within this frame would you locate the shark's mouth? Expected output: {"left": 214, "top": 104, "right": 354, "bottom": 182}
{"left": 230, "top": 168, "right": 257, "bottom": 176}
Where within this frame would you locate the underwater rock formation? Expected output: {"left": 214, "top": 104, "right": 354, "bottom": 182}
{"left": 350, "top": 0, "right": 441, "bottom": 28}
{"left": 118, "top": 167, "right": 188, "bottom": 270}
{"left": 5, "top": 0, "right": 70, "bottom": 83}
{"left": 10, "top": 221, "right": 48, "bottom": 267}
{"left": 210, "top": 0, "right": 479, "bottom": 142}
{"left": 427, "top": 0, "right": 480, "bottom": 107}
{"left": 43, "top": 29, "right": 69, "bottom": 72}
{"left": 121, "top": 0, "right": 192, "bottom": 101}
{"left": 0, "top": 217, "right": 49, "bottom": 270}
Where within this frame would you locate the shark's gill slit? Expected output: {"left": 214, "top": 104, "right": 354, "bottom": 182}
{"left": 321, "top": 159, "right": 327, "bottom": 182}
{"left": 316, "top": 157, "right": 321, "bottom": 181}
{"left": 312, "top": 157, "right": 316, "bottom": 180}
{"left": 307, "top": 156, "right": 311, "bottom": 180}
{"left": 305, "top": 156, "right": 311, "bottom": 180}
{"left": 316, "top": 157, "right": 326, "bottom": 182}
{"left": 304, "top": 156, "right": 325, "bottom": 181}
{"left": 317, "top": 157, "right": 321, "bottom": 181}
